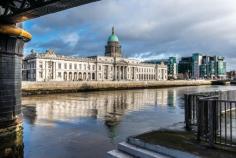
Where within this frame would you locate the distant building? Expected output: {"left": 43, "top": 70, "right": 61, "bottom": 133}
{"left": 227, "top": 71, "right": 236, "bottom": 80}
{"left": 178, "top": 57, "right": 192, "bottom": 79}
{"left": 192, "top": 53, "right": 203, "bottom": 79}
{"left": 145, "top": 57, "right": 178, "bottom": 79}
{"left": 22, "top": 27, "right": 168, "bottom": 82}
{"left": 178, "top": 53, "right": 226, "bottom": 79}
{"left": 168, "top": 57, "right": 178, "bottom": 79}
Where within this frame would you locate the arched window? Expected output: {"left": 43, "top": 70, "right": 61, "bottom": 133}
{"left": 88, "top": 73, "right": 91, "bottom": 80}
{"left": 79, "top": 72, "right": 82, "bottom": 81}
{"left": 69, "top": 72, "right": 72, "bottom": 80}
{"left": 64, "top": 72, "right": 67, "bottom": 81}
{"left": 74, "top": 72, "right": 77, "bottom": 81}
{"left": 83, "top": 72, "right": 86, "bottom": 81}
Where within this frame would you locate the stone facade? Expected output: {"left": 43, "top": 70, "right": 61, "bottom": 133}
{"left": 22, "top": 28, "right": 167, "bottom": 82}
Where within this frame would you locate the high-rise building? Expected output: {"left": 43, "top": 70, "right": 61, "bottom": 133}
{"left": 178, "top": 57, "right": 192, "bottom": 79}
{"left": 168, "top": 57, "right": 178, "bottom": 79}
{"left": 192, "top": 53, "right": 203, "bottom": 79}
{"left": 215, "top": 56, "right": 227, "bottom": 79}
{"left": 179, "top": 53, "right": 226, "bottom": 79}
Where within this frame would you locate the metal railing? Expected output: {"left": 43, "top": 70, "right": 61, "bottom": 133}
{"left": 185, "top": 91, "right": 236, "bottom": 147}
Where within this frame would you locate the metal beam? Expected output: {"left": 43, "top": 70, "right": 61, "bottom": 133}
{"left": 0, "top": 0, "right": 100, "bottom": 24}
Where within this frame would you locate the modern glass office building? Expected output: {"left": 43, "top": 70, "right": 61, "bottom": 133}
{"left": 178, "top": 57, "right": 193, "bottom": 79}
{"left": 178, "top": 54, "right": 226, "bottom": 79}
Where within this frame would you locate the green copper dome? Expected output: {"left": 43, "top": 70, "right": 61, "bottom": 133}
{"left": 108, "top": 34, "right": 119, "bottom": 42}
{"left": 108, "top": 27, "right": 119, "bottom": 42}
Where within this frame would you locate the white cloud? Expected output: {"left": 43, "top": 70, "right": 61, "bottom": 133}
{"left": 62, "top": 32, "right": 80, "bottom": 47}
{"left": 26, "top": 0, "right": 236, "bottom": 69}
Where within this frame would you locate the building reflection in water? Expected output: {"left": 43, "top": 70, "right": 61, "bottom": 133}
{"left": 21, "top": 89, "right": 177, "bottom": 142}
{"left": 22, "top": 89, "right": 175, "bottom": 126}
{"left": 0, "top": 125, "right": 24, "bottom": 158}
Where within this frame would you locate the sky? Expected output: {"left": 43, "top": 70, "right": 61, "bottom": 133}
{"left": 24, "top": 0, "right": 236, "bottom": 70}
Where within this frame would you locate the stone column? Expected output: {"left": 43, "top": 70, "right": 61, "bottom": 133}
{"left": 120, "top": 66, "right": 122, "bottom": 81}
{"left": 123, "top": 66, "right": 126, "bottom": 80}
{"left": 120, "top": 66, "right": 122, "bottom": 80}
{"left": 54, "top": 61, "right": 56, "bottom": 81}
{"left": 0, "top": 24, "right": 31, "bottom": 130}
{"left": 114, "top": 65, "right": 117, "bottom": 81}
{"left": 0, "top": 124, "right": 23, "bottom": 157}
{"left": 121, "top": 66, "right": 123, "bottom": 80}
{"left": 117, "top": 66, "right": 120, "bottom": 80}
{"left": 124, "top": 66, "right": 127, "bottom": 80}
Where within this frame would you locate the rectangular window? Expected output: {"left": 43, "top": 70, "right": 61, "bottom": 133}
{"left": 64, "top": 63, "right": 67, "bottom": 69}
{"left": 39, "top": 72, "right": 43, "bottom": 78}
{"left": 93, "top": 65, "right": 95, "bottom": 71}
{"left": 74, "top": 64, "right": 77, "bottom": 70}
{"left": 99, "top": 65, "right": 101, "bottom": 71}
{"left": 58, "top": 72, "right": 62, "bottom": 78}
{"left": 84, "top": 64, "right": 86, "bottom": 70}
{"left": 39, "top": 62, "right": 43, "bottom": 68}
{"left": 69, "top": 64, "right": 72, "bottom": 69}
{"left": 58, "top": 63, "right": 61, "bottom": 69}
{"left": 79, "top": 64, "right": 82, "bottom": 70}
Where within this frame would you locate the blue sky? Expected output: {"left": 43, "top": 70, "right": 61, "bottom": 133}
{"left": 24, "top": 0, "right": 236, "bottom": 70}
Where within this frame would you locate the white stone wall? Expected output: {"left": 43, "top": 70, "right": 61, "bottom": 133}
{"left": 23, "top": 52, "right": 168, "bottom": 82}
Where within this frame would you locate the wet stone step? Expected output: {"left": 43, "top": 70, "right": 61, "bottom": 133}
{"left": 118, "top": 142, "right": 170, "bottom": 158}
{"left": 107, "top": 150, "right": 134, "bottom": 158}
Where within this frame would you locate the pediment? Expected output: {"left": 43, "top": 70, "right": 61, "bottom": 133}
{"left": 117, "top": 60, "right": 129, "bottom": 65}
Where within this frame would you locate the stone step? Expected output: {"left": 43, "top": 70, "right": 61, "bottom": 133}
{"left": 107, "top": 149, "right": 134, "bottom": 158}
{"left": 118, "top": 142, "right": 170, "bottom": 158}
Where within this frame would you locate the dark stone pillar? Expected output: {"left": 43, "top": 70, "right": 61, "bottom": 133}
{"left": 0, "top": 125, "right": 24, "bottom": 158}
{"left": 0, "top": 34, "right": 24, "bottom": 129}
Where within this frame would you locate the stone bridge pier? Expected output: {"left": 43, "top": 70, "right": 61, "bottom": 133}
{"left": 0, "top": 23, "right": 31, "bottom": 131}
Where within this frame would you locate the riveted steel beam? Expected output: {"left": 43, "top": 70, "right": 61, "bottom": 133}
{"left": 0, "top": 0, "right": 100, "bottom": 23}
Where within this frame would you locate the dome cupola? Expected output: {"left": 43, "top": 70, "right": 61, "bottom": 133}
{"left": 107, "top": 27, "right": 119, "bottom": 42}
{"left": 105, "top": 26, "right": 122, "bottom": 58}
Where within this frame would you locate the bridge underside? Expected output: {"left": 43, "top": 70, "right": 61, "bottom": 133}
{"left": 0, "top": 0, "right": 99, "bottom": 24}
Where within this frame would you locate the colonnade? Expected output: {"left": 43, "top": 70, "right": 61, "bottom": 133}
{"left": 114, "top": 65, "right": 133, "bottom": 80}
{"left": 63, "top": 72, "right": 96, "bottom": 81}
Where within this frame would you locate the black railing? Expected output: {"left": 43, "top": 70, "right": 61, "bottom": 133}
{"left": 185, "top": 91, "right": 236, "bottom": 147}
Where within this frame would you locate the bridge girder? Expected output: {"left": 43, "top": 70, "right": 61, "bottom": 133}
{"left": 0, "top": 0, "right": 99, "bottom": 24}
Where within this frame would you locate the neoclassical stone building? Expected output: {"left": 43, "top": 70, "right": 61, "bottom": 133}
{"left": 22, "top": 27, "right": 167, "bottom": 82}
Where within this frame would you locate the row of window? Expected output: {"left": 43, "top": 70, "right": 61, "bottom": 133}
{"left": 36, "top": 61, "right": 167, "bottom": 75}
{"left": 57, "top": 63, "right": 97, "bottom": 71}
{"left": 23, "top": 62, "right": 36, "bottom": 69}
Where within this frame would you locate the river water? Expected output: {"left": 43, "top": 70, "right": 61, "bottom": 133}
{"left": 1, "top": 85, "right": 236, "bottom": 158}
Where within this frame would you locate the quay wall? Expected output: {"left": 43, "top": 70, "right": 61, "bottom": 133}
{"left": 22, "top": 80, "right": 212, "bottom": 96}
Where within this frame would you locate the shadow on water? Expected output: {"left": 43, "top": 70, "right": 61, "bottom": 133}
{"left": 0, "top": 125, "right": 24, "bottom": 158}
{"left": 1, "top": 85, "right": 236, "bottom": 158}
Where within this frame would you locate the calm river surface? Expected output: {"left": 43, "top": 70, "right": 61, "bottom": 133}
{"left": 4, "top": 85, "right": 236, "bottom": 158}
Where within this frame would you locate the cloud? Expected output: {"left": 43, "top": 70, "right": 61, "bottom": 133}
{"left": 24, "top": 0, "right": 236, "bottom": 70}
{"left": 63, "top": 32, "right": 80, "bottom": 47}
